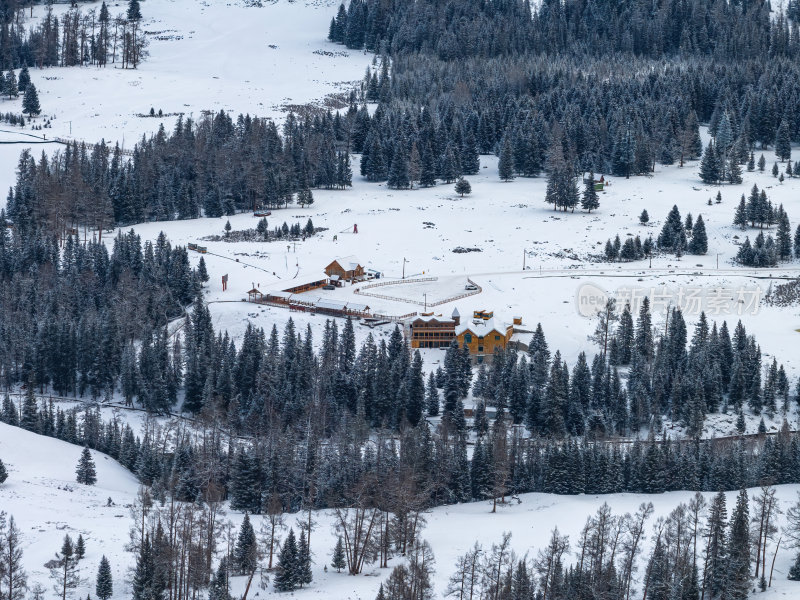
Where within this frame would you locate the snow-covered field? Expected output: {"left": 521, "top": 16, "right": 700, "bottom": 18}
{"left": 4, "top": 421, "right": 800, "bottom": 600}
{"left": 1, "top": 1, "right": 800, "bottom": 597}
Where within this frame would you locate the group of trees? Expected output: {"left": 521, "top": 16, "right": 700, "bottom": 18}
{"left": 6, "top": 110, "right": 354, "bottom": 232}
{"left": 323, "top": 0, "right": 800, "bottom": 195}
{"left": 0, "top": 225, "right": 203, "bottom": 400}
{"left": 732, "top": 187, "right": 800, "bottom": 266}
{"left": 657, "top": 206, "right": 708, "bottom": 255}
{"left": 444, "top": 486, "right": 796, "bottom": 600}
{"left": 0, "top": 0, "right": 146, "bottom": 70}
{"left": 0, "top": 511, "right": 27, "bottom": 600}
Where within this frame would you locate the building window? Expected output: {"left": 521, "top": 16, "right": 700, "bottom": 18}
{"left": 465, "top": 334, "right": 472, "bottom": 343}
{"left": 495, "top": 335, "right": 501, "bottom": 340}
{"left": 477, "top": 356, "right": 484, "bottom": 364}
{"left": 478, "top": 346, "right": 483, "bottom": 353}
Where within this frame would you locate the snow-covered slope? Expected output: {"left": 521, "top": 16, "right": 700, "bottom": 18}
{"left": 0, "top": 422, "right": 140, "bottom": 598}
{"left": 3, "top": 420, "right": 800, "bottom": 599}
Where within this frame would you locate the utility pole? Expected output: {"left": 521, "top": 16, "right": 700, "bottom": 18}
{"left": 402, "top": 257, "right": 408, "bottom": 279}
{"left": 522, "top": 249, "right": 526, "bottom": 270}
{"left": 424, "top": 293, "right": 427, "bottom": 312}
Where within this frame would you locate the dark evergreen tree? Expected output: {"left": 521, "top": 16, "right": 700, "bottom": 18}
{"left": 689, "top": 215, "right": 708, "bottom": 255}
{"left": 581, "top": 172, "right": 599, "bottom": 212}
{"left": 331, "top": 535, "right": 346, "bottom": 573}
{"left": 95, "top": 556, "right": 113, "bottom": 600}
{"left": 233, "top": 513, "right": 258, "bottom": 575}
{"left": 274, "top": 529, "right": 299, "bottom": 592}
{"left": 22, "top": 83, "right": 40, "bottom": 117}
{"left": 76, "top": 447, "right": 97, "bottom": 486}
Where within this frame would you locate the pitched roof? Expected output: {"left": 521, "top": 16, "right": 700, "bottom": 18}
{"left": 331, "top": 255, "right": 362, "bottom": 270}
{"left": 456, "top": 318, "right": 509, "bottom": 337}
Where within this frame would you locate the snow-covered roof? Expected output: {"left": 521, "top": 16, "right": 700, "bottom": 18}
{"left": 267, "top": 290, "right": 293, "bottom": 300}
{"left": 346, "top": 302, "right": 370, "bottom": 313}
{"left": 451, "top": 307, "right": 460, "bottom": 317}
{"left": 332, "top": 255, "right": 362, "bottom": 270}
{"left": 316, "top": 299, "right": 348, "bottom": 311}
{"left": 456, "top": 318, "right": 509, "bottom": 337}
{"left": 329, "top": 274, "right": 341, "bottom": 281}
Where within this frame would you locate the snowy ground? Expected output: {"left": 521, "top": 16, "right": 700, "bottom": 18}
{"left": 0, "top": 0, "right": 371, "bottom": 146}
{"left": 3, "top": 421, "right": 800, "bottom": 600}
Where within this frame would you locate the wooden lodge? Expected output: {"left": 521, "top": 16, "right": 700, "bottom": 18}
{"left": 324, "top": 256, "right": 365, "bottom": 284}
{"left": 456, "top": 317, "right": 515, "bottom": 364}
{"left": 409, "top": 308, "right": 460, "bottom": 349}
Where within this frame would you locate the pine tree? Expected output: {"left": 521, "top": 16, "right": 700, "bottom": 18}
{"left": 17, "top": 65, "right": 29, "bottom": 93}
{"left": 76, "top": 447, "right": 97, "bottom": 485}
{"left": 454, "top": 177, "right": 471, "bottom": 197}
{"left": 776, "top": 206, "right": 792, "bottom": 260}
{"left": 758, "top": 154, "right": 766, "bottom": 171}
{"left": 689, "top": 215, "right": 708, "bottom": 255}
{"left": 197, "top": 256, "right": 209, "bottom": 282}
{"left": 75, "top": 534, "right": 86, "bottom": 559}
{"left": 639, "top": 209, "right": 649, "bottom": 225}
{"left": 772, "top": 162, "right": 779, "bottom": 177}
{"left": 775, "top": 118, "right": 792, "bottom": 161}
{"left": 4, "top": 70, "right": 18, "bottom": 99}
{"left": 0, "top": 457, "right": 7, "bottom": 484}
{"left": 207, "top": 558, "right": 231, "bottom": 600}
{"left": 274, "top": 529, "right": 299, "bottom": 591}
{"left": 297, "top": 530, "right": 312, "bottom": 587}
{"left": 20, "top": 386, "right": 37, "bottom": 431}
{"left": 0, "top": 514, "right": 27, "bottom": 600}
{"left": 95, "top": 556, "right": 113, "bottom": 600}
{"left": 795, "top": 224, "right": 800, "bottom": 259}
{"left": 725, "top": 489, "right": 751, "bottom": 600}
{"left": 127, "top": 0, "right": 142, "bottom": 21}
{"left": 733, "top": 195, "right": 747, "bottom": 229}
{"left": 233, "top": 513, "right": 258, "bottom": 575}
{"left": 498, "top": 136, "right": 515, "bottom": 181}
{"left": 699, "top": 141, "right": 719, "bottom": 184}
{"left": 581, "top": 172, "right": 600, "bottom": 212}
{"left": 331, "top": 535, "right": 345, "bottom": 573}
{"left": 22, "top": 83, "right": 40, "bottom": 117}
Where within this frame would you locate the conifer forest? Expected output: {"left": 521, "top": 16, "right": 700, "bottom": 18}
{"left": 2, "top": 1, "right": 800, "bottom": 600}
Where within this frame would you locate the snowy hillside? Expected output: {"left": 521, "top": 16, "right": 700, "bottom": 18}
{"left": 4, "top": 420, "right": 800, "bottom": 600}
{"left": 0, "top": 422, "right": 139, "bottom": 599}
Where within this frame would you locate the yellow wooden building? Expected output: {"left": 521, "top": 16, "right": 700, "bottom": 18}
{"left": 455, "top": 317, "right": 514, "bottom": 364}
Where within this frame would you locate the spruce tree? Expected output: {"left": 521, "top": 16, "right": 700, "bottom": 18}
{"left": 794, "top": 224, "right": 800, "bottom": 259}
{"left": 76, "top": 447, "right": 97, "bottom": 485}
{"left": 733, "top": 195, "right": 747, "bottom": 229}
{"left": 699, "top": 141, "right": 719, "bottom": 184}
{"left": 75, "top": 534, "right": 86, "bottom": 559}
{"left": 331, "top": 535, "right": 345, "bottom": 573}
{"left": 581, "top": 172, "right": 600, "bottom": 212}
{"left": 297, "top": 530, "right": 312, "bottom": 587}
{"left": 17, "top": 65, "right": 29, "bottom": 93}
{"left": 274, "top": 529, "right": 299, "bottom": 591}
{"left": 725, "top": 489, "right": 751, "bottom": 600}
{"left": 758, "top": 154, "right": 766, "bottom": 171}
{"left": 0, "top": 457, "right": 7, "bottom": 484}
{"left": 498, "top": 136, "right": 515, "bottom": 181}
{"left": 22, "top": 83, "right": 40, "bottom": 117}
{"left": 775, "top": 118, "right": 792, "bottom": 161}
{"left": 95, "top": 556, "right": 113, "bottom": 600}
{"left": 208, "top": 558, "right": 231, "bottom": 600}
{"left": 689, "top": 215, "right": 708, "bottom": 255}
{"left": 639, "top": 209, "right": 649, "bottom": 225}
{"left": 233, "top": 513, "right": 257, "bottom": 575}
{"left": 20, "top": 386, "right": 38, "bottom": 432}
{"left": 127, "top": 0, "right": 142, "bottom": 21}
{"left": 454, "top": 177, "right": 471, "bottom": 197}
